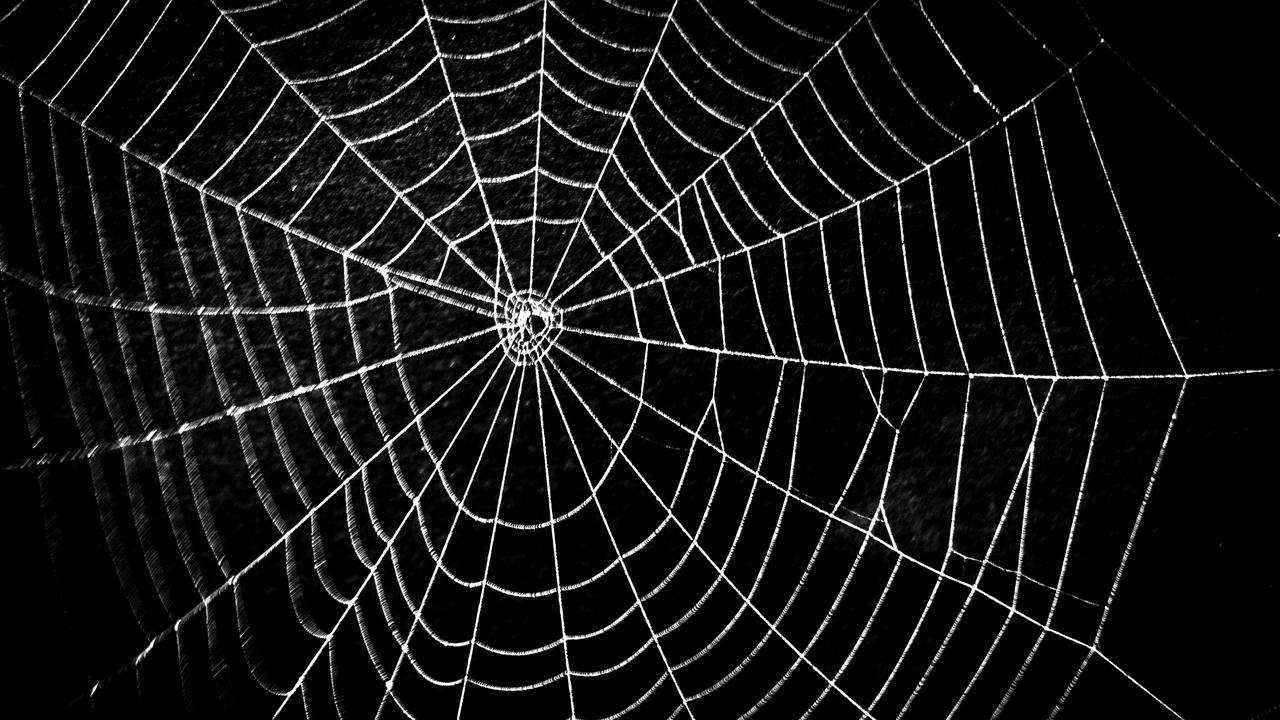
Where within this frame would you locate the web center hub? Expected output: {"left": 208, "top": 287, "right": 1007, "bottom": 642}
{"left": 498, "top": 290, "right": 563, "bottom": 366}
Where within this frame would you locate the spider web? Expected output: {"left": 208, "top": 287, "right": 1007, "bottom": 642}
{"left": 0, "top": 0, "right": 1275, "bottom": 718}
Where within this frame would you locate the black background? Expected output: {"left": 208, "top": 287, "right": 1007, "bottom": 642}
{"left": 1055, "top": 2, "right": 1279, "bottom": 718}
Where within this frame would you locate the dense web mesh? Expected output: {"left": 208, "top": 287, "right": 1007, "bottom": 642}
{"left": 0, "top": 0, "right": 1274, "bottom": 718}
